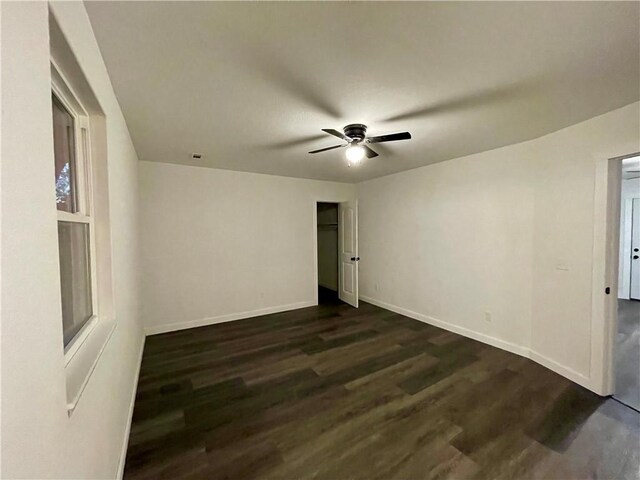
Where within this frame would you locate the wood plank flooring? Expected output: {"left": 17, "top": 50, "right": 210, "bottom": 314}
{"left": 124, "top": 301, "right": 640, "bottom": 480}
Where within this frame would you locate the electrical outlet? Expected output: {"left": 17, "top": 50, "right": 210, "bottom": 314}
{"left": 484, "top": 311, "right": 492, "bottom": 323}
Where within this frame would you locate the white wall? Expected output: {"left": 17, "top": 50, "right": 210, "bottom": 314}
{"left": 1, "top": 2, "right": 143, "bottom": 479}
{"left": 618, "top": 177, "right": 640, "bottom": 298}
{"left": 317, "top": 204, "right": 338, "bottom": 291}
{"left": 357, "top": 102, "right": 640, "bottom": 393}
{"left": 139, "top": 161, "right": 355, "bottom": 334}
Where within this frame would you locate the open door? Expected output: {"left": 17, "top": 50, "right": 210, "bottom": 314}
{"left": 339, "top": 200, "right": 358, "bottom": 307}
{"left": 631, "top": 198, "right": 640, "bottom": 300}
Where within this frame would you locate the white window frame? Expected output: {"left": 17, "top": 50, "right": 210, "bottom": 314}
{"left": 51, "top": 60, "right": 116, "bottom": 414}
{"left": 52, "top": 80, "right": 100, "bottom": 356}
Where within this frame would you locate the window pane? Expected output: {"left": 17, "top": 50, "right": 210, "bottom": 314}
{"left": 58, "top": 222, "right": 93, "bottom": 346}
{"left": 52, "top": 94, "right": 77, "bottom": 213}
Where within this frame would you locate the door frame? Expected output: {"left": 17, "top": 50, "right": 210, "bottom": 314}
{"left": 595, "top": 152, "right": 639, "bottom": 396}
{"left": 312, "top": 197, "right": 354, "bottom": 306}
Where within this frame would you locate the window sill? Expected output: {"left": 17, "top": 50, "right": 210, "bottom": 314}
{"left": 65, "top": 316, "right": 116, "bottom": 415}
{"left": 64, "top": 314, "right": 99, "bottom": 365}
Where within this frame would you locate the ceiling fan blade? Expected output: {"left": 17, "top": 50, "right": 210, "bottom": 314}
{"left": 368, "top": 132, "right": 412, "bottom": 143}
{"left": 322, "top": 129, "right": 348, "bottom": 140}
{"left": 363, "top": 145, "right": 379, "bottom": 158}
{"left": 309, "top": 144, "right": 345, "bottom": 154}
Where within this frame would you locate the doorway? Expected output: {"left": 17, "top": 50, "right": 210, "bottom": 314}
{"left": 316, "top": 200, "right": 359, "bottom": 307}
{"left": 317, "top": 202, "right": 341, "bottom": 305}
{"left": 614, "top": 153, "right": 640, "bottom": 410}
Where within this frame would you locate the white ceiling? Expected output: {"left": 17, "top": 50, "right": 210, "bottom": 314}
{"left": 84, "top": 1, "right": 640, "bottom": 183}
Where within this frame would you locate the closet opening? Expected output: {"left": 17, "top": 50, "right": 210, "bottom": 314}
{"left": 317, "top": 202, "right": 342, "bottom": 305}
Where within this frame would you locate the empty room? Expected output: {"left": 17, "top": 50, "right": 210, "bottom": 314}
{"left": 2, "top": 1, "right": 640, "bottom": 479}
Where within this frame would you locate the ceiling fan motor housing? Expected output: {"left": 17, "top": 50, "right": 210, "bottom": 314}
{"left": 308, "top": 124, "right": 410, "bottom": 158}
{"left": 344, "top": 124, "right": 367, "bottom": 141}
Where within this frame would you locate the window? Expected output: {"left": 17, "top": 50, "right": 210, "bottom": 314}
{"left": 57, "top": 221, "right": 93, "bottom": 345}
{"left": 50, "top": 18, "right": 115, "bottom": 414}
{"left": 52, "top": 95, "right": 77, "bottom": 213}
{"left": 52, "top": 91, "right": 97, "bottom": 350}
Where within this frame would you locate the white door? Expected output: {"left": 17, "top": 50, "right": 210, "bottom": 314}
{"left": 630, "top": 198, "right": 640, "bottom": 300}
{"left": 339, "top": 200, "right": 358, "bottom": 307}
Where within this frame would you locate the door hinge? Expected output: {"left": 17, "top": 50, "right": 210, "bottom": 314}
{"left": 605, "top": 287, "right": 611, "bottom": 295}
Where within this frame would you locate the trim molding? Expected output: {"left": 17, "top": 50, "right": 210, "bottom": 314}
{"left": 144, "top": 301, "right": 316, "bottom": 336}
{"left": 360, "top": 295, "right": 594, "bottom": 391}
{"left": 116, "top": 337, "right": 145, "bottom": 480}
{"left": 318, "top": 282, "right": 338, "bottom": 291}
{"left": 529, "top": 350, "right": 591, "bottom": 389}
{"left": 360, "top": 295, "right": 529, "bottom": 357}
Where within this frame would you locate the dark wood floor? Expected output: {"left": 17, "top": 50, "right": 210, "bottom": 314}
{"left": 125, "top": 301, "right": 640, "bottom": 480}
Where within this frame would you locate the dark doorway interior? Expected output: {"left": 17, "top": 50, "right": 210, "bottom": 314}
{"left": 317, "top": 202, "right": 341, "bottom": 305}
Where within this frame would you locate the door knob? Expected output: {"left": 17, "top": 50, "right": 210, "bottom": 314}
{"left": 634, "top": 255, "right": 639, "bottom": 260}
{"left": 635, "top": 248, "right": 639, "bottom": 252}
{"left": 350, "top": 256, "right": 360, "bottom": 261}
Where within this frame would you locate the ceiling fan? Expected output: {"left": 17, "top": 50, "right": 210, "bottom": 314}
{"left": 308, "top": 124, "right": 411, "bottom": 167}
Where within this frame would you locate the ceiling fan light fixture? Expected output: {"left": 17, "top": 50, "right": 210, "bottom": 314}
{"left": 345, "top": 144, "right": 365, "bottom": 167}
{"left": 309, "top": 124, "right": 410, "bottom": 163}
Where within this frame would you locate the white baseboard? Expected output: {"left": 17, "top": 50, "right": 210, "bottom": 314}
{"left": 116, "top": 336, "right": 145, "bottom": 480}
{"left": 140, "top": 296, "right": 596, "bottom": 428}
{"left": 529, "top": 350, "right": 591, "bottom": 390}
{"left": 318, "top": 282, "right": 338, "bottom": 291}
{"left": 144, "top": 301, "right": 316, "bottom": 336}
{"left": 360, "top": 295, "right": 596, "bottom": 391}
{"left": 360, "top": 295, "right": 530, "bottom": 358}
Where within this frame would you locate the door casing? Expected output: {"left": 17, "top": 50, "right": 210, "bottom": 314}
{"left": 595, "top": 152, "right": 640, "bottom": 396}
{"left": 312, "top": 198, "right": 357, "bottom": 307}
